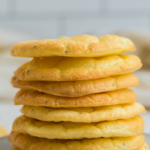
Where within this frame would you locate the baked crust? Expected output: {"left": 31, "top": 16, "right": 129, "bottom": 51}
{"left": 0, "top": 124, "right": 7, "bottom": 137}
{"left": 9, "top": 132, "right": 146, "bottom": 150}
{"left": 14, "top": 55, "right": 142, "bottom": 81}
{"left": 12, "top": 115, "right": 144, "bottom": 139}
{"left": 11, "top": 146, "right": 21, "bottom": 150}
{"left": 21, "top": 102, "right": 146, "bottom": 123}
{"left": 14, "top": 89, "right": 136, "bottom": 107}
{"left": 12, "top": 73, "right": 139, "bottom": 97}
{"left": 10, "top": 35, "right": 136, "bottom": 57}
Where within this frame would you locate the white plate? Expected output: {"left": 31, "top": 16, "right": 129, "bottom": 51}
{"left": 0, "top": 135, "right": 150, "bottom": 150}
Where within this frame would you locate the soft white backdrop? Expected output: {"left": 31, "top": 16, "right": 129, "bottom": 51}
{"left": 1, "top": 0, "right": 150, "bottom": 38}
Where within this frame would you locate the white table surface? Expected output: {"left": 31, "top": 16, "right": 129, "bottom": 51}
{"left": 0, "top": 102, "right": 150, "bottom": 134}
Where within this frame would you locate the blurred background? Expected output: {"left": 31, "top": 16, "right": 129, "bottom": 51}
{"left": 0, "top": 0, "right": 150, "bottom": 134}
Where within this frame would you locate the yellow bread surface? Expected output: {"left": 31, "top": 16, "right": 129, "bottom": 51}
{"left": 14, "top": 89, "right": 136, "bottom": 107}
{"left": 14, "top": 55, "right": 142, "bottom": 81}
{"left": 12, "top": 73, "right": 139, "bottom": 97}
{"left": 9, "top": 132, "right": 146, "bottom": 150}
{"left": 10, "top": 35, "right": 136, "bottom": 57}
{"left": 12, "top": 115, "right": 144, "bottom": 139}
{"left": 21, "top": 102, "right": 146, "bottom": 123}
{"left": 0, "top": 124, "right": 7, "bottom": 137}
{"left": 11, "top": 143, "right": 149, "bottom": 150}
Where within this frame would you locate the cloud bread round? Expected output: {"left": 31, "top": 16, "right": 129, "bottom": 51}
{"left": 9, "top": 132, "right": 146, "bottom": 150}
{"left": 14, "top": 55, "right": 142, "bottom": 81}
{"left": 12, "top": 115, "right": 144, "bottom": 139}
{"left": 14, "top": 89, "right": 136, "bottom": 107}
{"left": 21, "top": 103, "right": 146, "bottom": 123}
{"left": 12, "top": 73, "right": 139, "bottom": 97}
{"left": 10, "top": 35, "right": 136, "bottom": 57}
{"left": 141, "top": 144, "right": 150, "bottom": 150}
{"left": 0, "top": 124, "right": 7, "bottom": 137}
{"left": 11, "top": 143, "right": 150, "bottom": 150}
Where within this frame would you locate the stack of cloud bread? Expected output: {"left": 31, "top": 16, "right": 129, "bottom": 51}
{"left": 9, "top": 35, "right": 149, "bottom": 150}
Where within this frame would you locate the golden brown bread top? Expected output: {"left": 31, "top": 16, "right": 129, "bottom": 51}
{"left": 14, "top": 55, "right": 142, "bottom": 81}
{"left": 9, "top": 132, "right": 145, "bottom": 150}
{"left": 21, "top": 102, "right": 146, "bottom": 123}
{"left": 14, "top": 89, "right": 136, "bottom": 107}
{"left": 12, "top": 115, "right": 144, "bottom": 139}
{"left": 12, "top": 73, "right": 139, "bottom": 97}
{"left": 10, "top": 35, "right": 136, "bottom": 57}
